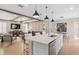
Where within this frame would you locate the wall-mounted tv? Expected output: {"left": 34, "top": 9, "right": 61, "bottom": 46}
{"left": 11, "top": 24, "right": 20, "bottom": 29}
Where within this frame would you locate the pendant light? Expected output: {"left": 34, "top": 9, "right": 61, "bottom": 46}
{"left": 51, "top": 18, "right": 54, "bottom": 22}
{"left": 44, "top": 6, "right": 49, "bottom": 20}
{"left": 51, "top": 11, "right": 54, "bottom": 22}
{"left": 33, "top": 5, "right": 39, "bottom": 18}
{"left": 44, "top": 15, "right": 49, "bottom": 20}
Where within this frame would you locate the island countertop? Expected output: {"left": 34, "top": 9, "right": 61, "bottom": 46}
{"left": 25, "top": 34, "right": 60, "bottom": 44}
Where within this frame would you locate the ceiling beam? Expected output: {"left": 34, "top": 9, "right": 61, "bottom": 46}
{"left": 12, "top": 15, "right": 22, "bottom": 20}
{"left": 0, "top": 8, "right": 43, "bottom": 21}
{"left": 22, "top": 18, "right": 34, "bottom": 21}
{"left": 22, "top": 20, "right": 40, "bottom": 23}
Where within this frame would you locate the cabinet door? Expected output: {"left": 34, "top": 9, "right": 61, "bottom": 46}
{"left": 56, "top": 34, "right": 63, "bottom": 52}
{"left": 49, "top": 44, "right": 56, "bottom": 55}
{"left": 49, "top": 40, "right": 56, "bottom": 55}
{"left": 55, "top": 38, "right": 61, "bottom": 54}
{"left": 33, "top": 42, "right": 48, "bottom": 55}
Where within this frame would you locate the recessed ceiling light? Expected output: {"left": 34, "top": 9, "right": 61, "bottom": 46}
{"left": 24, "top": 4, "right": 28, "bottom": 6}
{"left": 70, "top": 7, "right": 74, "bottom": 10}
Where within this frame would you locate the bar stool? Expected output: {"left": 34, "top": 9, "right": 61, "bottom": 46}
{"left": 23, "top": 40, "right": 30, "bottom": 55}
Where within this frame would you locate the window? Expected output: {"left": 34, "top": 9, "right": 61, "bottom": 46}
{"left": 21, "top": 23, "right": 28, "bottom": 32}
{"left": 0, "top": 22, "right": 7, "bottom": 33}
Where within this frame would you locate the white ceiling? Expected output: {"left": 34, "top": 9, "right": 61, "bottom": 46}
{"left": 0, "top": 4, "right": 79, "bottom": 21}
{"left": 0, "top": 4, "right": 39, "bottom": 22}
{"left": 0, "top": 10, "right": 18, "bottom": 20}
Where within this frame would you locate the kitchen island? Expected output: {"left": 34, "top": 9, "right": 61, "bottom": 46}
{"left": 25, "top": 33, "right": 63, "bottom": 55}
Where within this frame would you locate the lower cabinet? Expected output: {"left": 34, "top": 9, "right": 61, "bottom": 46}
{"left": 49, "top": 34, "right": 63, "bottom": 55}
{"left": 30, "top": 34, "right": 63, "bottom": 55}
{"left": 49, "top": 40, "right": 57, "bottom": 55}
{"left": 32, "top": 41, "right": 48, "bottom": 55}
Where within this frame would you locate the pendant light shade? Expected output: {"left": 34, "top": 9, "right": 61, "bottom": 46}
{"left": 44, "top": 15, "right": 49, "bottom": 20}
{"left": 33, "top": 10, "right": 39, "bottom": 17}
{"left": 33, "top": 5, "right": 39, "bottom": 18}
{"left": 51, "top": 18, "right": 54, "bottom": 22}
{"left": 44, "top": 6, "right": 49, "bottom": 20}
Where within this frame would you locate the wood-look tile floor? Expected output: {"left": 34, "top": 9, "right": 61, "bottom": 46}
{"left": 0, "top": 39, "right": 79, "bottom": 55}
{"left": 0, "top": 40, "right": 31, "bottom": 55}
{"left": 59, "top": 39, "right": 79, "bottom": 55}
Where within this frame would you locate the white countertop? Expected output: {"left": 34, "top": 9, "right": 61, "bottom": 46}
{"left": 25, "top": 34, "right": 59, "bottom": 44}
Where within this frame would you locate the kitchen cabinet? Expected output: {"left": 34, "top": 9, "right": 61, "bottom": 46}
{"left": 49, "top": 40, "right": 56, "bottom": 55}
{"left": 25, "top": 34, "right": 63, "bottom": 55}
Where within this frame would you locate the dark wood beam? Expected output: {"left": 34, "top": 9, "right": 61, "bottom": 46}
{"left": 0, "top": 8, "right": 42, "bottom": 21}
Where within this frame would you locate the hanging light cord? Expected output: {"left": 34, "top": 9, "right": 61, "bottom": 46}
{"left": 45, "top": 6, "right": 48, "bottom": 15}
{"left": 35, "top": 4, "right": 37, "bottom": 10}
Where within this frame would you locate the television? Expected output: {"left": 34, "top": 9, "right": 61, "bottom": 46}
{"left": 11, "top": 24, "right": 20, "bottom": 29}
{"left": 57, "top": 23, "right": 67, "bottom": 32}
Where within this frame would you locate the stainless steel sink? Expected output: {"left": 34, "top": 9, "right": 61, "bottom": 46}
{"left": 49, "top": 35, "right": 57, "bottom": 37}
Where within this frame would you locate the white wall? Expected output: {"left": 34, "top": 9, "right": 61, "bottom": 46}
{"left": 50, "top": 19, "right": 75, "bottom": 39}
{"left": 0, "top": 21, "right": 11, "bottom": 33}
{"left": 73, "top": 18, "right": 79, "bottom": 39}
{"left": 0, "top": 21, "right": 21, "bottom": 33}
{"left": 28, "top": 21, "right": 43, "bottom": 32}
{"left": 21, "top": 23, "right": 28, "bottom": 32}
